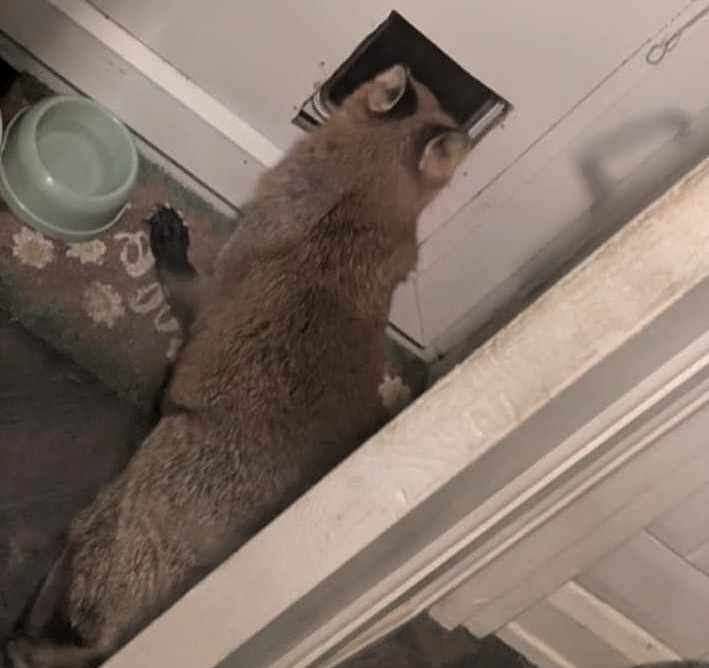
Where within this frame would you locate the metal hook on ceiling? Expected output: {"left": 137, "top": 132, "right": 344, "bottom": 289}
{"left": 646, "top": 3, "right": 709, "bottom": 65}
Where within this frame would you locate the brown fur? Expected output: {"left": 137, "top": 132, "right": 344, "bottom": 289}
{"left": 6, "top": 65, "right": 469, "bottom": 667}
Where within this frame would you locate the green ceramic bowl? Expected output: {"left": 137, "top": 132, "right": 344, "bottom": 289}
{"left": 0, "top": 95, "right": 138, "bottom": 241}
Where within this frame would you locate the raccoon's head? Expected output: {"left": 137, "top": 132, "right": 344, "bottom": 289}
{"left": 249, "top": 65, "right": 470, "bottom": 259}
{"left": 329, "top": 64, "right": 471, "bottom": 211}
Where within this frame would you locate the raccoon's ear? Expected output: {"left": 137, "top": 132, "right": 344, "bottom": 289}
{"left": 367, "top": 64, "right": 409, "bottom": 113}
{"left": 419, "top": 130, "right": 470, "bottom": 182}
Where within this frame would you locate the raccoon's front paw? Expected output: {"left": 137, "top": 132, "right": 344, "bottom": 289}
{"left": 147, "top": 206, "right": 194, "bottom": 275}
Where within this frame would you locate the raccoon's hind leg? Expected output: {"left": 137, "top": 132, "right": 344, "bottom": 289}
{"left": 147, "top": 206, "right": 202, "bottom": 329}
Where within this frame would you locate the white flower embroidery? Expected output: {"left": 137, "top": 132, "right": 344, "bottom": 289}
{"left": 83, "top": 281, "right": 125, "bottom": 328}
{"left": 166, "top": 336, "right": 183, "bottom": 361}
{"left": 12, "top": 227, "right": 54, "bottom": 269}
{"left": 66, "top": 240, "right": 107, "bottom": 265}
{"left": 378, "top": 373, "right": 412, "bottom": 414}
{"left": 154, "top": 304, "right": 180, "bottom": 333}
{"left": 128, "top": 282, "right": 165, "bottom": 314}
{"left": 114, "top": 231, "right": 154, "bottom": 278}
{"left": 128, "top": 282, "right": 180, "bottom": 334}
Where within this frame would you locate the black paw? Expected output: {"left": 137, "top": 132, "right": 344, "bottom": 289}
{"left": 147, "top": 206, "right": 195, "bottom": 275}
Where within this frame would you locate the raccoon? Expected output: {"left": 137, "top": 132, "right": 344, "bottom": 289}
{"left": 6, "top": 64, "right": 470, "bottom": 667}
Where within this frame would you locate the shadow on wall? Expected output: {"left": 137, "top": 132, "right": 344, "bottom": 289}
{"left": 577, "top": 108, "right": 693, "bottom": 203}
{"left": 432, "top": 103, "right": 709, "bottom": 379}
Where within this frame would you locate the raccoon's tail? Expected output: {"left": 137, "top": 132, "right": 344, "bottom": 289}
{"left": 3, "top": 548, "right": 102, "bottom": 668}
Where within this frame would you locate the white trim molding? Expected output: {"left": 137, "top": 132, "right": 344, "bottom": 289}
{"left": 498, "top": 621, "right": 578, "bottom": 668}
{"left": 46, "top": 0, "right": 283, "bottom": 168}
{"left": 319, "top": 333, "right": 709, "bottom": 667}
{"left": 496, "top": 581, "right": 681, "bottom": 668}
{"left": 433, "top": 347, "right": 709, "bottom": 632}
{"left": 546, "top": 582, "right": 680, "bottom": 665}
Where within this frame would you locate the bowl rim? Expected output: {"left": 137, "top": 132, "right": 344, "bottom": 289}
{"left": 0, "top": 108, "right": 130, "bottom": 241}
{"left": 21, "top": 95, "right": 139, "bottom": 206}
